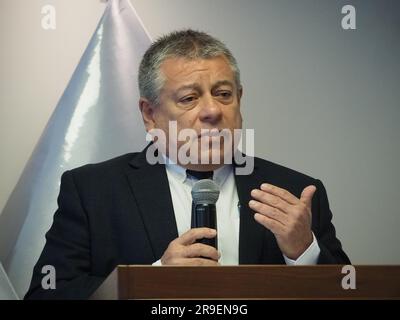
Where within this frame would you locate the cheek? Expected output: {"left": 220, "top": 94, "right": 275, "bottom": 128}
{"left": 175, "top": 112, "right": 198, "bottom": 131}
{"left": 234, "top": 104, "right": 243, "bottom": 123}
{"left": 225, "top": 108, "right": 242, "bottom": 128}
{"left": 153, "top": 107, "right": 175, "bottom": 129}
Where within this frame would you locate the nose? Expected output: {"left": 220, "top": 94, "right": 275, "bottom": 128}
{"left": 198, "top": 94, "right": 223, "bottom": 125}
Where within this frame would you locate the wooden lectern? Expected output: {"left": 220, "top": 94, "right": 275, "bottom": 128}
{"left": 91, "top": 265, "right": 400, "bottom": 300}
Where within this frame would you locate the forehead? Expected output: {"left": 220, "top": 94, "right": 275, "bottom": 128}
{"left": 159, "top": 55, "right": 235, "bottom": 87}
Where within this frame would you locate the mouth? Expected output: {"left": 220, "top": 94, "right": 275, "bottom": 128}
{"left": 197, "top": 128, "right": 222, "bottom": 138}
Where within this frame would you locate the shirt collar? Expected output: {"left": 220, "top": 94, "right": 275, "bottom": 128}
{"left": 162, "top": 154, "right": 187, "bottom": 183}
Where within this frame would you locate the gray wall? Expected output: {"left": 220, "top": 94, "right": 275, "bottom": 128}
{"left": 1, "top": 0, "right": 399, "bottom": 264}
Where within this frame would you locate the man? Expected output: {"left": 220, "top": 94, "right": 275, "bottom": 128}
{"left": 25, "top": 30, "right": 349, "bottom": 299}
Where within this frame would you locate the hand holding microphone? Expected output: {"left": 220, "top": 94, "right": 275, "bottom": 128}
{"left": 160, "top": 179, "right": 221, "bottom": 265}
{"left": 160, "top": 227, "right": 220, "bottom": 265}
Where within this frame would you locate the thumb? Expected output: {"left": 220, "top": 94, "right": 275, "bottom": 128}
{"left": 300, "top": 185, "right": 317, "bottom": 208}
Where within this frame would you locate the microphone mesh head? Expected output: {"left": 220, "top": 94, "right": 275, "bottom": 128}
{"left": 191, "top": 179, "right": 220, "bottom": 205}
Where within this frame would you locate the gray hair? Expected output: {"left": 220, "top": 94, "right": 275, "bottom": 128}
{"left": 138, "top": 29, "right": 241, "bottom": 105}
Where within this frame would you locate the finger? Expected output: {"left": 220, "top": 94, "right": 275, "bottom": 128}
{"left": 249, "top": 200, "right": 288, "bottom": 225}
{"left": 169, "top": 258, "right": 220, "bottom": 266}
{"left": 251, "top": 189, "right": 290, "bottom": 213}
{"left": 185, "top": 243, "right": 220, "bottom": 261}
{"left": 254, "top": 213, "right": 285, "bottom": 235}
{"left": 300, "top": 185, "right": 317, "bottom": 208}
{"left": 260, "top": 183, "right": 299, "bottom": 205}
{"left": 177, "top": 228, "right": 217, "bottom": 246}
{"left": 187, "top": 258, "right": 220, "bottom": 266}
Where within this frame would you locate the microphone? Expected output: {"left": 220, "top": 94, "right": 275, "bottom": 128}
{"left": 191, "top": 179, "right": 220, "bottom": 249}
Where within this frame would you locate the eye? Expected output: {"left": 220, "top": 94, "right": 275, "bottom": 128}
{"left": 179, "top": 95, "right": 197, "bottom": 104}
{"left": 215, "top": 90, "right": 233, "bottom": 99}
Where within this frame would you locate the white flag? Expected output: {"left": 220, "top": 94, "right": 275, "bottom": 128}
{"left": 0, "top": 0, "right": 151, "bottom": 298}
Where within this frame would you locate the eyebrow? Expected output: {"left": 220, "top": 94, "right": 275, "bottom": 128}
{"left": 211, "top": 80, "right": 235, "bottom": 90}
{"left": 175, "top": 80, "right": 235, "bottom": 94}
{"left": 176, "top": 83, "right": 203, "bottom": 93}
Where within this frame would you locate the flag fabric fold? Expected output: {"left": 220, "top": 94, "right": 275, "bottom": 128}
{"left": 0, "top": 0, "right": 151, "bottom": 297}
{"left": 0, "top": 262, "right": 18, "bottom": 300}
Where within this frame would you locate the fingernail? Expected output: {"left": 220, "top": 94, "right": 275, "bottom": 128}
{"left": 251, "top": 189, "right": 259, "bottom": 196}
{"left": 249, "top": 200, "right": 256, "bottom": 207}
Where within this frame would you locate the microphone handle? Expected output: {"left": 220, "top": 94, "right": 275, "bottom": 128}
{"left": 192, "top": 203, "right": 218, "bottom": 249}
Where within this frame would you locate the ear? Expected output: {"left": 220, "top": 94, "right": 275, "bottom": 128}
{"left": 139, "top": 98, "right": 156, "bottom": 132}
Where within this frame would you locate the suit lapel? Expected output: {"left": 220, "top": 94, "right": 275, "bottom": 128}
{"left": 125, "top": 148, "right": 178, "bottom": 261}
{"left": 234, "top": 160, "right": 266, "bottom": 264}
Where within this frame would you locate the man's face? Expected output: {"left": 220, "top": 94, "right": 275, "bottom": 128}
{"left": 140, "top": 55, "right": 243, "bottom": 170}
